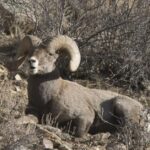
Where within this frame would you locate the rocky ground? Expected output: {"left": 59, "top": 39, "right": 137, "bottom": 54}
{"left": 0, "top": 64, "right": 149, "bottom": 150}
{"left": 0, "top": 1, "right": 150, "bottom": 149}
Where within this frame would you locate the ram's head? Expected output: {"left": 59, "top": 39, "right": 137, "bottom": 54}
{"left": 15, "top": 35, "right": 81, "bottom": 75}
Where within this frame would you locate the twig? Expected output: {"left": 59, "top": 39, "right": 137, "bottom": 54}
{"left": 80, "top": 20, "right": 129, "bottom": 48}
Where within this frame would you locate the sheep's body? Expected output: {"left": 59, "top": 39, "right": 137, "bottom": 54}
{"left": 27, "top": 71, "right": 95, "bottom": 136}
{"left": 15, "top": 35, "right": 143, "bottom": 137}
{"left": 26, "top": 69, "right": 143, "bottom": 137}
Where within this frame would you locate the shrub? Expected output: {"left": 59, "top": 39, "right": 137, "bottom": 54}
{"left": 1, "top": 0, "right": 150, "bottom": 91}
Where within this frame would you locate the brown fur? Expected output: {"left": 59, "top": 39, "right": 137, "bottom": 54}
{"left": 16, "top": 35, "right": 143, "bottom": 137}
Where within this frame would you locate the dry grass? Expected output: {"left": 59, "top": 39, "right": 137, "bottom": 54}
{"left": 1, "top": 0, "right": 150, "bottom": 93}
{"left": 107, "top": 118, "right": 150, "bottom": 150}
{"left": 0, "top": 0, "right": 150, "bottom": 149}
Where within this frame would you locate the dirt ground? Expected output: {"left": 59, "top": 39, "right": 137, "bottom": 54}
{"left": 0, "top": 63, "right": 149, "bottom": 150}
{"left": 0, "top": 0, "right": 150, "bottom": 149}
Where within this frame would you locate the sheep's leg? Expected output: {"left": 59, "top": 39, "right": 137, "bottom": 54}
{"left": 75, "top": 118, "right": 90, "bottom": 137}
{"left": 74, "top": 115, "right": 94, "bottom": 137}
{"left": 25, "top": 105, "right": 41, "bottom": 123}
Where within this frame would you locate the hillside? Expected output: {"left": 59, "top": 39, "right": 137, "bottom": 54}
{"left": 0, "top": 0, "right": 150, "bottom": 149}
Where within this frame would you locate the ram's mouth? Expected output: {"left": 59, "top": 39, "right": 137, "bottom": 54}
{"left": 30, "top": 66, "right": 36, "bottom": 69}
{"left": 30, "top": 67, "right": 38, "bottom": 74}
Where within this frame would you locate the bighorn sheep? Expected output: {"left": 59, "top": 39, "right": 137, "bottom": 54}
{"left": 15, "top": 35, "right": 143, "bottom": 137}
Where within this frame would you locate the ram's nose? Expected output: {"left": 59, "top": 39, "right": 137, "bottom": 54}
{"left": 28, "top": 57, "right": 38, "bottom": 69}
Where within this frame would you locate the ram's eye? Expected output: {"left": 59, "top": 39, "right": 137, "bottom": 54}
{"left": 49, "top": 52, "right": 53, "bottom": 56}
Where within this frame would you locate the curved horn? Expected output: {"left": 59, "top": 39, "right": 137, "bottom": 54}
{"left": 48, "top": 35, "right": 81, "bottom": 72}
{"left": 16, "top": 35, "right": 42, "bottom": 68}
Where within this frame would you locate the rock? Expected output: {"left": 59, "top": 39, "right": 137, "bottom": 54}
{"left": 14, "top": 145, "right": 29, "bottom": 150}
{"left": 92, "top": 146, "right": 106, "bottom": 150}
{"left": 0, "top": 64, "right": 7, "bottom": 73}
{"left": 15, "top": 86, "right": 21, "bottom": 92}
{"left": 16, "top": 115, "right": 38, "bottom": 125}
{"left": 6, "top": 144, "right": 31, "bottom": 150}
{"left": 147, "top": 113, "right": 150, "bottom": 132}
{"left": 44, "top": 125, "right": 62, "bottom": 136}
{"left": 147, "top": 124, "right": 150, "bottom": 132}
{"left": 0, "top": 136, "right": 3, "bottom": 141}
{"left": 15, "top": 74, "right": 22, "bottom": 81}
{"left": 43, "top": 138, "right": 53, "bottom": 149}
{"left": 35, "top": 124, "right": 71, "bottom": 149}
{"left": 100, "top": 133, "right": 111, "bottom": 144}
{"left": 0, "top": 64, "right": 8, "bottom": 79}
{"left": 58, "top": 143, "right": 72, "bottom": 150}
{"left": 106, "top": 143, "right": 127, "bottom": 150}
{"left": 5, "top": 134, "right": 39, "bottom": 150}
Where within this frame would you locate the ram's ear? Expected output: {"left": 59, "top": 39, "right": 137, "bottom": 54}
{"left": 5, "top": 36, "right": 32, "bottom": 71}
{"left": 16, "top": 36, "right": 34, "bottom": 67}
{"left": 6, "top": 35, "right": 42, "bottom": 71}
{"left": 15, "top": 35, "right": 42, "bottom": 69}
